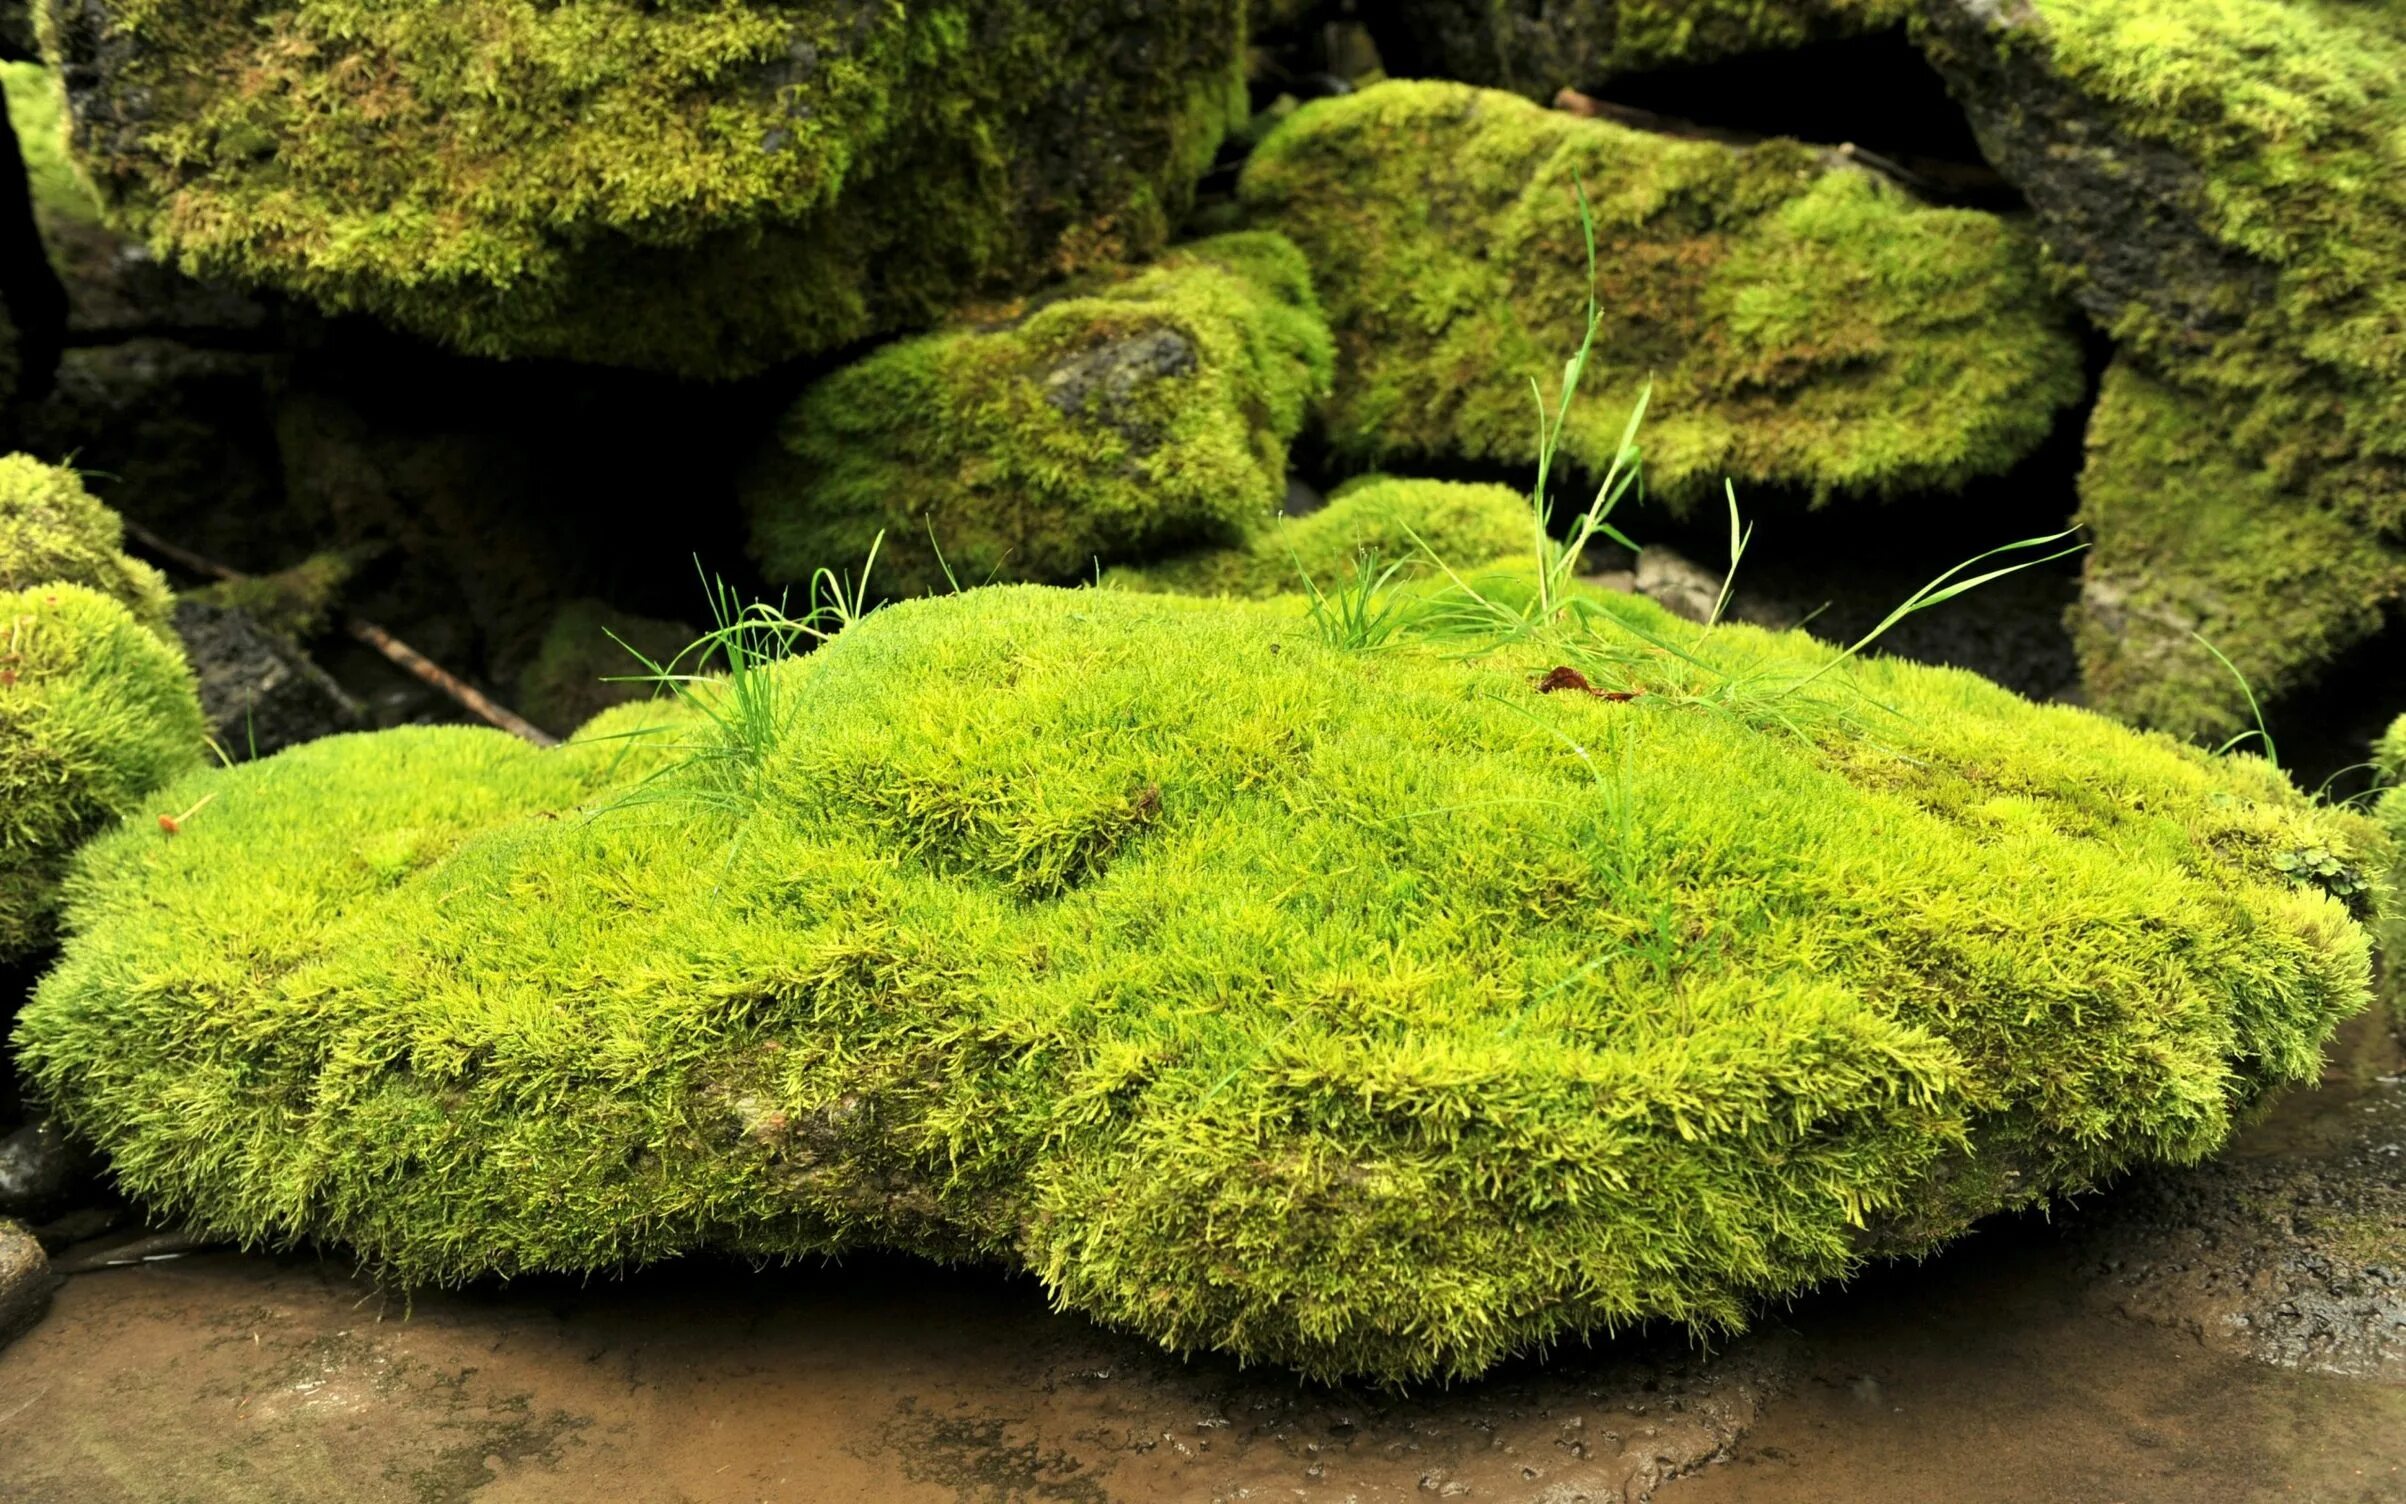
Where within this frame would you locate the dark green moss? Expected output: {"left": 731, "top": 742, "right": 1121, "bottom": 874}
{"left": 514, "top": 598, "right": 694, "bottom": 738}
{"left": 40, "top": 1, "right": 1246, "bottom": 377}
{"left": 744, "top": 232, "right": 1333, "bottom": 596}
{"left": 1238, "top": 81, "right": 2084, "bottom": 511}
{"left": 1371, "top": 0, "right": 1911, "bottom": 97}
{"left": 1919, "top": 0, "right": 2406, "bottom": 736}
{"left": 13, "top": 582, "right": 2380, "bottom": 1380}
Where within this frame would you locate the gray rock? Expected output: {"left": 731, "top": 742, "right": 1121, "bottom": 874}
{"left": 1634, "top": 544, "right": 1723, "bottom": 624}
{"left": 172, "top": 599, "right": 367, "bottom": 759}
{"left": 0, "top": 1119, "right": 89, "bottom": 1222}
{"left": 0, "top": 1218, "right": 55, "bottom": 1349}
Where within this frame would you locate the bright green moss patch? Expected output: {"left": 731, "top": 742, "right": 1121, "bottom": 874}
{"left": 743, "top": 233, "right": 1334, "bottom": 596}
{"left": 44, "top": 1, "right": 1246, "bottom": 376}
{"left": 15, "top": 582, "right": 2380, "bottom": 1379}
{"left": 1919, "top": 0, "right": 2406, "bottom": 731}
{"left": 1, "top": 583, "right": 204, "bottom": 958}
{"left": 1108, "top": 476, "right": 1530, "bottom": 597}
{"left": 1239, "top": 81, "right": 2083, "bottom": 509}
{"left": 1373, "top": 0, "right": 1911, "bottom": 96}
{"left": 1, "top": 60, "right": 94, "bottom": 229}
{"left": 0, "top": 455, "right": 172, "bottom": 635}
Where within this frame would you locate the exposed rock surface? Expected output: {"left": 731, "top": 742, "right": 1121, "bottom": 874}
{"left": 0, "top": 1119, "right": 83, "bottom": 1221}
{"left": 0, "top": 1217, "right": 53, "bottom": 1349}
{"left": 171, "top": 599, "right": 364, "bottom": 759}
{"left": 1368, "top": 0, "right": 1911, "bottom": 97}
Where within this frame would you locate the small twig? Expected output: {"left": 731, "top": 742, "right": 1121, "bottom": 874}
{"left": 122, "top": 519, "right": 559, "bottom": 748}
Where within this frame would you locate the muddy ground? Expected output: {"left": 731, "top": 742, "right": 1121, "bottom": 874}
{"left": 1, "top": 1018, "right": 2399, "bottom": 1504}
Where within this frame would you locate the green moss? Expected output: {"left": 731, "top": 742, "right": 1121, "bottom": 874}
{"left": 188, "top": 550, "right": 360, "bottom": 642}
{"left": 44, "top": 1, "right": 1247, "bottom": 377}
{"left": 0, "top": 60, "right": 95, "bottom": 229}
{"left": 0, "top": 455, "right": 173, "bottom": 636}
{"left": 1918, "top": 0, "right": 2406, "bottom": 732}
{"left": 0, "top": 584, "right": 205, "bottom": 958}
{"left": 1372, "top": 0, "right": 1912, "bottom": 96}
{"left": 1238, "top": 81, "right": 2084, "bottom": 510}
{"left": 744, "top": 233, "right": 1334, "bottom": 596}
{"left": 514, "top": 598, "right": 694, "bottom": 738}
{"left": 2070, "top": 362, "right": 2406, "bottom": 745}
{"left": 1108, "top": 476, "right": 1531, "bottom": 597}
{"left": 14, "top": 580, "right": 2380, "bottom": 1379}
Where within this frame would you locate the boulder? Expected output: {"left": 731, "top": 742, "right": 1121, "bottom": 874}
{"left": 514, "top": 598, "right": 694, "bottom": 740}
{"left": 1368, "top": 0, "right": 1911, "bottom": 97}
{"left": 1917, "top": 0, "right": 2406, "bottom": 739}
{"left": 13, "top": 582, "right": 2381, "bottom": 1381}
{"left": 171, "top": 599, "right": 365, "bottom": 760}
{"left": 743, "top": 233, "right": 1334, "bottom": 596}
{"left": 0, "top": 1217, "right": 54, "bottom": 1349}
{"left": 1239, "top": 81, "right": 2083, "bottom": 511}
{"left": 0, "top": 1118, "right": 85, "bottom": 1220}
{"left": 39, "top": 0, "right": 1248, "bottom": 377}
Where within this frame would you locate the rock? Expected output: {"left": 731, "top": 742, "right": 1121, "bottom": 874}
{"left": 0, "top": 1217, "right": 55, "bottom": 1348}
{"left": 1239, "top": 81, "right": 2084, "bottom": 513}
{"left": 515, "top": 599, "right": 694, "bottom": 740}
{"left": 42, "top": 0, "right": 1250, "bottom": 377}
{"left": 13, "top": 584, "right": 2381, "bottom": 1382}
{"left": 1635, "top": 544, "right": 1722, "bottom": 624}
{"left": 1109, "top": 476, "right": 1530, "bottom": 597}
{"left": 743, "top": 233, "right": 1334, "bottom": 596}
{"left": 1366, "top": 0, "right": 1910, "bottom": 97}
{"left": 0, "top": 1119, "right": 87, "bottom": 1221}
{"left": 171, "top": 599, "right": 365, "bottom": 759}
{"left": 1917, "top": 0, "right": 2406, "bottom": 738}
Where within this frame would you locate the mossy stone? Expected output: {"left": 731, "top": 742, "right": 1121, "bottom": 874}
{"left": 515, "top": 598, "right": 695, "bottom": 739}
{"left": 38, "top": 0, "right": 1248, "bottom": 377}
{"left": 0, "top": 454, "right": 171, "bottom": 635}
{"left": 1238, "top": 81, "right": 2084, "bottom": 511}
{"left": 1108, "top": 476, "right": 1532, "bottom": 597}
{"left": 14, "top": 581, "right": 2379, "bottom": 1379}
{"left": 743, "top": 233, "right": 1334, "bottom": 596}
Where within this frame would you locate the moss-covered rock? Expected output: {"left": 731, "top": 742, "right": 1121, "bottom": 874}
{"left": 38, "top": 0, "right": 1247, "bottom": 377}
{"left": 0, "top": 454, "right": 171, "bottom": 634}
{"left": 1, "top": 583, "right": 204, "bottom": 958}
{"left": 743, "top": 233, "right": 1334, "bottom": 596}
{"left": 1238, "top": 81, "right": 2083, "bottom": 509}
{"left": 515, "top": 598, "right": 694, "bottom": 739}
{"left": 1369, "top": 0, "right": 1911, "bottom": 97}
{"left": 1917, "top": 0, "right": 2406, "bottom": 739}
{"left": 14, "top": 582, "right": 2380, "bottom": 1380}
{"left": 1109, "top": 476, "right": 1531, "bottom": 597}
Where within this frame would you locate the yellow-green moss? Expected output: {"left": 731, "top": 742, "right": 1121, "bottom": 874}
{"left": 1372, "top": 0, "right": 1912, "bottom": 96}
{"left": 0, "top": 455, "right": 172, "bottom": 636}
{"left": 0, "top": 583, "right": 204, "bottom": 958}
{"left": 1109, "top": 476, "right": 1531, "bottom": 597}
{"left": 1918, "top": 0, "right": 2406, "bottom": 733}
{"left": 13, "top": 580, "right": 2380, "bottom": 1380}
{"left": 0, "top": 59, "right": 93, "bottom": 230}
{"left": 41, "top": 1, "right": 1247, "bottom": 377}
{"left": 744, "top": 233, "right": 1334, "bottom": 596}
{"left": 1238, "top": 81, "right": 2084, "bottom": 509}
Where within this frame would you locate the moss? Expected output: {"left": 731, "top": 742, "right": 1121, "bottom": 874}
{"left": 1238, "top": 81, "right": 2083, "bottom": 511}
{"left": 1371, "top": 0, "right": 1911, "bottom": 96}
{"left": 2070, "top": 362, "right": 2406, "bottom": 745}
{"left": 14, "top": 580, "right": 2381, "bottom": 1380}
{"left": 0, "top": 583, "right": 204, "bottom": 958}
{"left": 514, "top": 598, "right": 694, "bottom": 738}
{"left": 1918, "top": 0, "right": 2406, "bottom": 732}
{"left": 744, "top": 233, "right": 1334, "bottom": 596}
{"left": 0, "top": 60, "right": 94, "bottom": 230}
{"left": 42, "top": 1, "right": 1247, "bottom": 378}
{"left": 0, "top": 455, "right": 172, "bottom": 635}
{"left": 1108, "top": 476, "right": 1531, "bottom": 597}
{"left": 187, "top": 550, "right": 360, "bottom": 643}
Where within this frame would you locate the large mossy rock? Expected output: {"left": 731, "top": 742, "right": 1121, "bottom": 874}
{"left": 0, "top": 583, "right": 203, "bottom": 958}
{"left": 1108, "top": 475, "right": 1532, "bottom": 597}
{"left": 0, "top": 453, "right": 171, "bottom": 633}
{"left": 743, "top": 233, "right": 1334, "bottom": 595}
{"left": 1238, "top": 81, "right": 2083, "bottom": 509}
{"left": 1368, "top": 0, "right": 1911, "bottom": 97}
{"left": 14, "top": 582, "right": 2381, "bottom": 1380}
{"left": 36, "top": 0, "right": 1247, "bottom": 377}
{"left": 1917, "top": 0, "right": 2406, "bottom": 741}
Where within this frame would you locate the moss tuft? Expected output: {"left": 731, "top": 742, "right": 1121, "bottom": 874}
{"left": 1238, "top": 81, "right": 2084, "bottom": 510}
{"left": 1108, "top": 476, "right": 1531, "bottom": 597}
{"left": 0, "top": 454, "right": 172, "bottom": 635}
{"left": 13, "top": 581, "right": 2380, "bottom": 1379}
{"left": 744, "top": 233, "right": 1334, "bottom": 596}
{"left": 1371, "top": 0, "right": 1912, "bottom": 97}
{"left": 40, "top": 0, "right": 1247, "bottom": 377}
{"left": 0, "top": 583, "right": 204, "bottom": 958}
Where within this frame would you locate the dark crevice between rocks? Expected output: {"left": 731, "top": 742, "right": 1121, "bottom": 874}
{"left": 0, "top": 69, "right": 67, "bottom": 403}
{"left": 2253, "top": 615, "right": 2406, "bottom": 801}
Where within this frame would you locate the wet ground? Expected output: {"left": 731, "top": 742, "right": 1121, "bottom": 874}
{"left": 3, "top": 1023, "right": 2400, "bottom": 1504}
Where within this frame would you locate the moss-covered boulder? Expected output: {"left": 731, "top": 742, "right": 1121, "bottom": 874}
{"left": 37, "top": 0, "right": 1247, "bottom": 377}
{"left": 1109, "top": 476, "right": 1531, "bottom": 597}
{"left": 14, "top": 582, "right": 2380, "bottom": 1379}
{"left": 0, "top": 454, "right": 170, "bottom": 634}
{"left": 1238, "top": 81, "right": 2083, "bottom": 509}
{"left": 1369, "top": 0, "right": 1911, "bottom": 97}
{"left": 1, "top": 583, "right": 204, "bottom": 958}
{"left": 743, "top": 233, "right": 1334, "bottom": 596}
{"left": 1917, "top": 0, "right": 2406, "bottom": 741}
{"left": 515, "top": 598, "right": 693, "bottom": 740}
